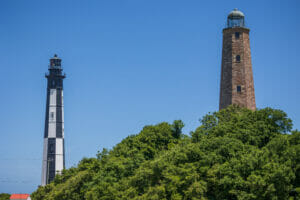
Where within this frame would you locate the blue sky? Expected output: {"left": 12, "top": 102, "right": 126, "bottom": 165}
{"left": 0, "top": 0, "right": 299, "bottom": 194}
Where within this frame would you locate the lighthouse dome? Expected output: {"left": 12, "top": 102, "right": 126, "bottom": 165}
{"left": 227, "top": 8, "right": 245, "bottom": 28}
{"left": 228, "top": 8, "right": 244, "bottom": 18}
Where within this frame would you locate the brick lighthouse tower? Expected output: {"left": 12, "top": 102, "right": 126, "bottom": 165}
{"left": 41, "top": 54, "right": 66, "bottom": 185}
{"left": 219, "top": 9, "right": 256, "bottom": 110}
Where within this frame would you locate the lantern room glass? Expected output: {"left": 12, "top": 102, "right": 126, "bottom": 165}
{"left": 227, "top": 17, "right": 245, "bottom": 28}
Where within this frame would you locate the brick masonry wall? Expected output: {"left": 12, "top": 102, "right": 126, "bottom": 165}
{"left": 219, "top": 27, "right": 256, "bottom": 110}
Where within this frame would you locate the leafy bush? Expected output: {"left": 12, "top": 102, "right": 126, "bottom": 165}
{"left": 0, "top": 193, "right": 10, "bottom": 200}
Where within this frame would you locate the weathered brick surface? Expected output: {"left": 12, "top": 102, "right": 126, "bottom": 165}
{"left": 219, "top": 27, "right": 256, "bottom": 110}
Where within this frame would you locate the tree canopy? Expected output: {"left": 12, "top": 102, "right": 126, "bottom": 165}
{"left": 0, "top": 193, "right": 10, "bottom": 200}
{"left": 31, "top": 106, "right": 300, "bottom": 200}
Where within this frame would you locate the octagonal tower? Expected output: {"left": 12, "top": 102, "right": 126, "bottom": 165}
{"left": 219, "top": 9, "right": 256, "bottom": 110}
{"left": 41, "top": 54, "right": 66, "bottom": 185}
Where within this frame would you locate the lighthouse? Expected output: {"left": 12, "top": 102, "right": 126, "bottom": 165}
{"left": 219, "top": 9, "right": 256, "bottom": 110}
{"left": 41, "top": 54, "right": 66, "bottom": 185}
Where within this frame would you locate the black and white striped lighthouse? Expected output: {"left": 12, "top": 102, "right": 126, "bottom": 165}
{"left": 41, "top": 54, "right": 66, "bottom": 185}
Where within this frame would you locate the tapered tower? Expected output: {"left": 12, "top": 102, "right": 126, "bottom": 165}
{"left": 41, "top": 54, "right": 66, "bottom": 185}
{"left": 219, "top": 9, "right": 256, "bottom": 110}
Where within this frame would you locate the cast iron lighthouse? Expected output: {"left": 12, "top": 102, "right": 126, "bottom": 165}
{"left": 219, "top": 9, "right": 256, "bottom": 110}
{"left": 41, "top": 54, "right": 66, "bottom": 185}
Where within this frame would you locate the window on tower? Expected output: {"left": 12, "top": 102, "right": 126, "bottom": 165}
{"left": 49, "top": 144, "right": 55, "bottom": 153}
{"left": 236, "top": 55, "right": 241, "bottom": 62}
{"left": 237, "top": 85, "right": 242, "bottom": 93}
{"left": 50, "top": 112, "right": 54, "bottom": 120}
{"left": 235, "top": 32, "right": 240, "bottom": 39}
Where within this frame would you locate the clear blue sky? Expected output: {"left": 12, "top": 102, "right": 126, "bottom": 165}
{"left": 0, "top": 0, "right": 299, "bottom": 194}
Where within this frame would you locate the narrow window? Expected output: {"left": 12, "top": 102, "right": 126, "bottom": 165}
{"left": 235, "top": 32, "right": 240, "bottom": 39}
{"left": 236, "top": 55, "right": 241, "bottom": 62}
{"left": 237, "top": 86, "right": 241, "bottom": 93}
{"left": 50, "top": 112, "right": 54, "bottom": 120}
{"left": 49, "top": 144, "right": 54, "bottom": 153}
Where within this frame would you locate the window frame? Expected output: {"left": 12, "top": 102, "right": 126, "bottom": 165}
{"left": 50, "top": 112, "right": 54, "bottom": 120}
{"left": 236, "top": 55, "right": 241, "bottom": 62}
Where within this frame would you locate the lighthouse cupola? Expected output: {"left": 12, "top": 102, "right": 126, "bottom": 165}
{"left": 50, "top": 54, "right": 62, "bottom": 68}
{"left": 227, "top": 8, "right": 245, "bottom": 28}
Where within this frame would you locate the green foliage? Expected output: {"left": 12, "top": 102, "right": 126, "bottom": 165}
{"left": 0, "top": 193, "right": 10, "bottom": 200}
{"left": 31, "top": 107, "right": 300, "bottom": 200}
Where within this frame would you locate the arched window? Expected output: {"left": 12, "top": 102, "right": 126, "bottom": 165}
{"left": 236, "top": 55, "right": 241, "bottom": 62}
